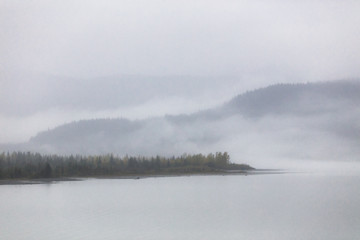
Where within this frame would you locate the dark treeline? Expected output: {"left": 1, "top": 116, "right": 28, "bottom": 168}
{"left": 0, "top": 152, "right": 253, "bottom": 179}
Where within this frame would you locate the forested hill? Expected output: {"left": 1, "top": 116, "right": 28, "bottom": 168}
{"left": 185, "top": 80, "right": 360, "bottom": 120}
{"left": 225, "top": 81, "right": 360, "bottom": 117}
{"left": 2, "top": 80, "right": 360, "bottom": 162}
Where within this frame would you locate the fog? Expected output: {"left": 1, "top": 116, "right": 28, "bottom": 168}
{"left": 10, "top": 81, "right": 357, "bottom": 172}
{"left": 1, "top": 1, "right": 360, "bottom": 170}
{"left": 0, "top": 74, "right": 245, "bottom": 142}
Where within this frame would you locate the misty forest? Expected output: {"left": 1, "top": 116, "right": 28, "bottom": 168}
{"left": 0, "top": 151, "right": 253, "bottom": 179}
{"left": 2, "top": 80, "right": 359, "bottom": 179}
{"left": 2, "top": 1, "right": 360, "bottom": 240}
{"left": 2, "top": 80, "right": 360, "bottom": 164}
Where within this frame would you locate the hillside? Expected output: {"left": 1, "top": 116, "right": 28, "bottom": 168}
{"left": 3, "top": 80, "right": 360, "bottom": 164}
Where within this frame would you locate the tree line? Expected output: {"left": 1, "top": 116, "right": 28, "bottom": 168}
{"left": 0, "top": 151, "right": 253, "bottom": 179}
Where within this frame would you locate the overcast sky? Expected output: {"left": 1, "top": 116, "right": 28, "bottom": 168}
{"left": 1, "top": 0, "right": 360, "bottom": 143}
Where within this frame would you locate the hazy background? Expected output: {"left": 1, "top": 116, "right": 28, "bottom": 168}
{"left": 1, "top": 0, "right": 360, "bottom": 155}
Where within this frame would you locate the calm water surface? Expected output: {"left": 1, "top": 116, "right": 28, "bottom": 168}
{"left": 1, "top": 173, "right": 360, "bottom": 240}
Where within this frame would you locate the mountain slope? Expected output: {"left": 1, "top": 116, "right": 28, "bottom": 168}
{"left": 189, "top": 81, "right": 360, "bottom": 120}
{"left": 3, "top": 80, "right": 360, "bottom": 164}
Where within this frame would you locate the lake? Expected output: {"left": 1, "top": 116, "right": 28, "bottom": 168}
{"left": 1, "top": 173, "right": 360, "bottom": 240}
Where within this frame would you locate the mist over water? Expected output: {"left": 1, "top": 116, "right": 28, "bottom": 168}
{"left": 1, "top": 1, "right": 360, "bottom": 239}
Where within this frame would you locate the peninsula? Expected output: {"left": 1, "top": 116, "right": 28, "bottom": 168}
{"left": 0, "top": 152, "right": 254, "bottom": 181}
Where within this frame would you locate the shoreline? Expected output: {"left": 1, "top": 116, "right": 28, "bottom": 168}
{"left": 0, "top": 169, "right": 287, "bottom": 185}
{"left": 0, "top": 177, "right": 82, "bottom": 185}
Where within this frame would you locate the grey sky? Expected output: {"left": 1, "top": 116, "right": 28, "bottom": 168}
{"left": 1, "top": 0, "right": 360, "bottom": 143}
{"left": 2, "top": 0, "right": 360, "bottom": 78}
